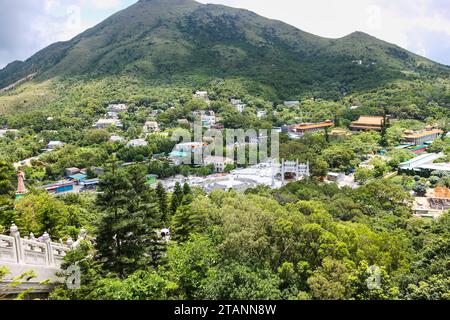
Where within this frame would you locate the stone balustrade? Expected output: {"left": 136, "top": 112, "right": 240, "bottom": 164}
{"left": 0, "top": 224, "right": 86, "bottom": 269}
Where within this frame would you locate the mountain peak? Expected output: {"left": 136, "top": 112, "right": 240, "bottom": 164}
{"left": 137, "top": 0, "right": 200, "bottom": 7}
{"left": 139, "top": 0, "right": 196, "bottom": 3}
{"left": 0, "top": 0, "right": 447, "bottom": 95}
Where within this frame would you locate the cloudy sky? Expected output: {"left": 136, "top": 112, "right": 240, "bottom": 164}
{"left": 1, "top": 0, "right": 449, "bottom": 69}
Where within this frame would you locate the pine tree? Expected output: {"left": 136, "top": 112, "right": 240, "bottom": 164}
{"left": 0, "top": 161, "right": 15, "bottom": 196}
{"left": 324, "top": 126, "right": 330, "bottom": 143}
{"left": 170, "top": 182, "right": 184, "bottom": 214}
{"left": 0, "top": 161, "right": 16, "bottom": 228}
{"left": 380, "top": 107, "right": 390, "bottom": 147}
{"left": 156, "top": 182, "right": 168, "bottom": 223}
{"left": 95, "top": 164, "right": 162, "bottom": 277}
{"left": 182, "top": 182, "right": 193, "bottom": 205}
{"left": 182, "top": 182, "right": 192, "bottom": 196}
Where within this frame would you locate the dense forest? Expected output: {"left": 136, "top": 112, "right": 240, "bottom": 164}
{"left": 0, "top": 0, "right": 449, "bottom": 301}
{"left": 1, "top": 160, "right": 449, "bottom": 300}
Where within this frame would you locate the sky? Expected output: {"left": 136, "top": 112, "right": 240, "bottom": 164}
{"left": 0, "top": 0, "right": 449, "bottom": 69}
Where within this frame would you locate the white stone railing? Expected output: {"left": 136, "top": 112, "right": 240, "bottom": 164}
{"left": 0, "top": 224, "right": 86, "bottom": 269}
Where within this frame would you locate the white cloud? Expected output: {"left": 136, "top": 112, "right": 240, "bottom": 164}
{"left": 81, "top": 0, "right": 123, "bottom": 10}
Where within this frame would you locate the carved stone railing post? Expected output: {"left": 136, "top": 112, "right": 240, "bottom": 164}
{"left": 79, "top": 228, "right": 86, "bottom": 241}
{"left": 43, "top": 232, "right": 55, "bottom": 267}
{"left": 10, "top": 223, "right": 23, "bottom": 264}
{"left": 2, "top": 225, "right": 84, "bottom": 269}
{"left": 67, "top": 237, "right": 73, "bottom": 249}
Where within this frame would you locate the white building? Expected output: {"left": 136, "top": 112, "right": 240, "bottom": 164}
{"left": 257, "top": 110, "right": 267, "bottom": 119}
{"left": 93, "top": 118, "right": 123, "bottom": 129}
{"left": 150, "top": 109, "right": 163, "bottom": 117}
{"left": 47, "top": 141, "right": 65, "bottom": 150}
{"left": 178, "top": 119, "right": 190, "bottom": 126}
{"left": 194, "top": 91, "right": 208, "bottom": 97}
{"left": 193, "top": 91, "right": 210, "bottom": 103}
{"left": 236, "top": 104, "right": 246, "bottom": 113}
{"left": 203, "top": 156, "right": 234, "bottom": 173}
{"left": 173, "top": 142, "right": 205, "bottom": 153}
{"left": 201, "top": 115, "right": 216, "bottom": 127}
{"left": 0, "top": 129, "right": 19, "bottom": 138}
{"left": 127, "top": 139, "right": 148, "bottom": 147}
{"left": 249, "top": 132, "right": 268, "bottom": 145}
{"left": 193, "top": 110, "right": 216, "bottom": 127}
{"left": 143, "top": 121, "right": 160, "bottom": 134}
{"left": 107, "top": 104, "right": 128, "bottom": 113}
{"left": 106, "top": 111, "right": 119, "bottom": 118}
{"left": 283, "top": 101, "right": 300, "bottom": 107}
{"left": 169, "top": 142, "right": 207, "bottom": 165}
{"left": 109, "top": 135, "right": 125, "bottom": 143}
{"left": 230, "top": 99, "right": 246, "bottom": 113}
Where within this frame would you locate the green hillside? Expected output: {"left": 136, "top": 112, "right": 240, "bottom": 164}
{"left": 1, "top": 0, "right": 448, "bottom": 101}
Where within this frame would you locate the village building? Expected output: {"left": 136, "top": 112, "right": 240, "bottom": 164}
{"left": 91, "top": 167, "right": 105, "bottom": 176}
{"left": 235, "top": 104, "right": 246, "bottom": 113}
{"left": 107, "top": 104, "right": 128, "bottom": 113}
{"left": 0, "top": 129, "right": 19, "bottom": 138}
{"left": 201, "top": 115, "right": 216, "bottom": 127}
{"left": 178, "top": 119, "right": 190, "bottom": 126}
{"left": 230, "top": 99, "right": 246, "bottom": 113}
{"left": 326, "top": 172, "right": 345, "bottom": 182}
{"left": 93, "top": 118, "right": 123, "bottom": 129}
{"left": 284, "top": 101, "right": 300, "bottom": 107}
{"left": 65, "top": 167, "right": 81, "bottom": 177}
{"left": 109, "top": 135, "right": 125, "bottom": 143}
{"left": 211, "top": 124, "right": 225, "bottom": 130}
{"left": 413, "top": 187, "right": 450, "bottom": 218}
{"left": 330, "top": 128, "right": 352, "bottom": 137}
{"left": 402, "top": 127, "right": 443, "bottom": 145}
{"left": 79, "top": 178, "right": 100, "bottom": 191}
{"left": 257, "top": 110, "right": 267, "bottom": 119}
{"left": 193, "top": 91, "right": 210, "bottom": 103}
{"left": 350, "top": 116, "right": 384, "bottom": 131}
{"left": 150, "top": 109, "right": 163, "bottom": 117}
{"left": 41, "top": 181, "right": 76, "bottom": 195}
{"left": 249, "top": 132, "right": 268, "bottom": 145}
{"left": 106, "top": 111, "right": 119, "bottom": 118}
{"left": 282, "top": 120, "right": 334, "bottom": 139}
{"left": 127, "top": 139, "right": 148, "bottom": 147}
{"left": 69, "top": 173, "right": 88, "bottom": 183}
{"left": 272, "top": 127, "right": 282, "bottom": 133}
{"left": 169, "top": 142, "right": 208, "bottom": 165}
{"left": 203, "top": 156, "right": 234, "bottom": 173}
{"left": 46, "top": 141, "right": 65, "bottom": 150}
{"left": 173, "top": 142, "right": 206, "bottom": 154}
{"left": 193, "top": 110, "right": 215, "bottom": 117}
{"left": 399, "top": 152, "right": 450, "bottom": 174}
{"left": 193, "top": 110, "right": 216, "bottom": 127}
{"left": 143, "top": 121, "right": 160, "bottom": 134}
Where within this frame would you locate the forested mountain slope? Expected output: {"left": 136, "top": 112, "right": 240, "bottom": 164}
{"left": 1, "top": 0, "right": 448, "bottom": 100}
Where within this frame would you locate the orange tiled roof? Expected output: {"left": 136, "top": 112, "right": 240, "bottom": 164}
{"left": 404, "top": 129, "right": 443, "bottom": 139}
{"left": 351, "top": 116, "right": 384, "bottom": 126}
{"left": 434, "top": 187, "right": 450, "bottom": 199}
{"left": 292, "top": 121, "right": 334, "bottom": 131}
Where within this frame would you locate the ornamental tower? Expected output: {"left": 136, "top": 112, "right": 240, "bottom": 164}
{"left": 15, "top": 171, "right": 27, "bottom": 199}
